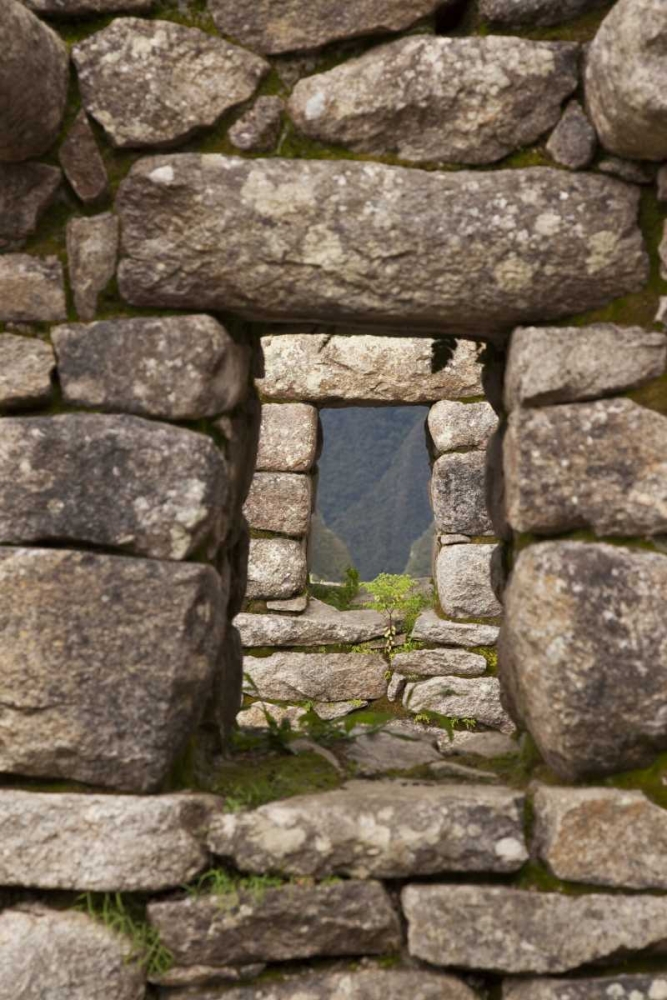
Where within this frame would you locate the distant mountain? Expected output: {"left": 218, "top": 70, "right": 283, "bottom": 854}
{"left": 405, "top": 522, "right": 436, "bottom": 578}
{"left": 309, "top": 513, "right": 354, "bottom": 582}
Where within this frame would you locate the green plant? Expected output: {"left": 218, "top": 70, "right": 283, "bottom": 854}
{"left": 311, "top": 566, "right": 360, "bottom": 611}
{"left": 186, "top": 868, "right": 285, "bottom": 909}
{"left": 76, "top": 893, "right": 173, "bottom": 978}
{"left": 364, "top": 573, "right": 429, "bottom": 657}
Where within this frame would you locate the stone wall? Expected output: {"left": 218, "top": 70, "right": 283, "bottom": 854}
{"left": 2, "top": 0, "right": 667, "bottom": 997}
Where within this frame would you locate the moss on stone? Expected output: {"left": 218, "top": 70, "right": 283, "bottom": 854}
{"left": 480, "top": 1, "right": 614, "bottom": 42}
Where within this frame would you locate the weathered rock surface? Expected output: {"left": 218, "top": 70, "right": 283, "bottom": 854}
{"left": 243, "top": 473, "right": 312, "bottom": 537}
{"left": 256, "top": 403, "right": 319, "bottom": 472}
{"left": 236, "top": 600, "right": 386, "bottom": 647}
{"left": 207, "top": 0, "right": 455, "bottom": 55}
{"left": 546, "top": 100, "right": 597, "bottom": 170}
{"left": 504, "top": 324, "right": 667, "bottom": 410}
{"left": 0, "top": 791, "right": 216, "bottom": 891}
{"left": 238, "top": 701, "right": 307, "bottom": 730}
{"left": 479, "top": 0, "right": 606, "bottom": 26}
{"left": 436, "top": 544, "right": 502, "bottom": 619}
{"left": 0, "top": 254, "right": 66, "bottom": 322}
{"left": 0, "top": 414, "right": 228, "bottom": 560}
{"left": 25, "top": 0, "right": 152, "bottom": 11}
{"left": 209, "top": 780, "right": 526, "bottom": 877}
{"left": 53, "top": 315, "right": 248, "bottom": 419}
{"left": 0, "top": 334, "right": 54, "bottom": 411}
{"left": 289, "top": 37, "right": 579, "bottom": 165}
{"left": 0, "top": 1, "right": 69, "bottom": 162}
{"left": 215, "top": 399, "right": 261, "bottom": 516}
{"left": 586, "top": 0, "right": 667, "bottom": 161}
{"left": 0, "top": 162, "right": 61, "bottom": 249}
{"left": 439, "top": 730, "right": 519, "bottom": 759}
{"left": 58, "top": 111, "right": 109, "bottom": 205}
{"left": 148, "top": 881, "right": 401, "bottom": 966}
{"left": 342, "top": 729, "right": 444, "bottom": 775}
{"left": 66, "top": 213, "right": 119, "bottom": 321}
{"left": 428, "top": 400, "right": 497, "bottom": 454}
{"left": 504, "top": 399, "right": 667, "bottom": 536}
{"left": 431, "top": 452, "right": 493, "bottom": 535}
{"left": 117, "top": 157, "right": 647, "bottom": 339}
{"left": 534, "top": 785, "right": 667, "bottom": 889}
{"left": 258, "top": 334, "right": 482, "bottom": 404}
{"left": 392, "top": 648, "right": 487, "bottom": 678}
{"left": 73, "top": 19, "right": 268, "bottom": 149}
{"left": 412, "top": 610, "right": 499, "bottom": 647}
{"left": 246, "top": 538, "right": 308, "bottom": 599}
{"left": 503, "top": 975, "right": 667, "bottom": 999}
{"left": 0, "top": 548, "right": 225, "bottom": 791}
{"left": 0, "top": 906, "right": 145, "bottom": 1000}
{"left": 500, "top": 541, "right": 667, "bottom": 778}
{"left": 404, "top": 677, "right": 514, "bottom": 733}
{"left": 402, "top": 884, "right": 667, "bottom": 973}
{"left": 598, "top": 156, "right": 656, "bottom": 185}
{"left": 267, "top": 593, "right": 309, "bottom": 612}
{"left": 243, "top": 652, "right": 387, "bottom": 702}
{"left": 229, "top": 97, "right": 284, "bottom": 153}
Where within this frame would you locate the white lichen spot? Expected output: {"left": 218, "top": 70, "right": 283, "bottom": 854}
{"left": 649, "top": 982, "right": 667, "bottom": 1000}
{"left": 493, "top": 255, "right": 535, "bottom": 293}
{"left": 586, "top": 231, "right": 620, "bottom": 274}
{"left": 304, "top": 92, "right": 326, "bottom": 121}
{"left": 534, "top": 212, "right": 562, "bottom": 237}
{"left": 494, "top": 836, "right": 526, "bottom": 862}
{"left": 149, "top": 165, "right": 175, "bottom": 186}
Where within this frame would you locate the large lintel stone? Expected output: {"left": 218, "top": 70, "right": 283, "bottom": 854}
{"left": 117, "top": 157, "right": 647, "bottom": 339}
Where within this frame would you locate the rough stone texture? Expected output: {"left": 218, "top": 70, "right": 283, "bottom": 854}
{"left": 546, "top": 100, "right": 597, "bottom": 170}
{"left": 404, "top": 677, "right": 514, "bottom": 733}
{"left": 239, "top": 702, "right": 307, "bottom": 730}
{"left": 479, "top": 0, "right": 606, "bottom": 26}
{"left": 0, "top": 547, "right": 225, "bottom": 791}
{"left": 215, "top": 398, "right": 261, "bottom": 517}
{"left": 438, "top": 730, "right": 519, "bottom": 759}
{"left": 504, "top": 324, "right": 667, "bottom": 410}
{"left": 586, "top": 0, "right": 667, "bottom": 161}
{"left": 117, "top": 157, "right": 647, "bottom": 340}
{"left": 428, "top": 400, "right": 498, "bottom": 454}
{"left": 266, "top": 594, "right": 309, "bottom": 612}
{"left": 58, "top": 111, "right": 109, "bottom": 205}
{"left": 229, "top": 97, "right": 284, "bottom": 153}
{"left": 0, "top": 791, "right": 216, "bottom": 891}
{"left": 412, "top": 610, "right": 499, "bottom": 647}
{"left": 53, "top": 315, "right": 249, "bottom": 420}
{"left": 0, "top": 162, "right": 61, "bottom": 249}
{"left": 0, "top": 414, "right": 228, "bottom": 560}
{"left": 0, "top": 0, "right": 69, "bottom": 162}
{"left": 431, "top": 452, "right": 493, "bottom": 536}
{"left": 243, "top": 472, "right": 312, "bottom": 537}
{"left": 0, "top": 334, "right": 54, "bottom": 411}
{"left": 289, "top": 37, "right": 579, "bottom": 166}
{"left": 0, "top": 906, "right": 145, "bottom": 1000}
{"left": 25, "top": 0, "right": 153, "bottom": 11}
{"left": 73, "top": 19, "right": 268, "bottom": 149}
{"left": 314, "top": 700, "right": 368, "bottom": 720}
{"left": 0, "top": 254, "right": 66, "bottom": 323}
{"left": 500, "top": 541, "right": 667, "bottom": 779}
{"left": 391, "top": 648, "right": 487, "bottom": 678}
{"left": 342, "top": 729, "right": 444, "bottom": 775}
{"left": 148, "top": 881, "right": 401, "bottom": 966}
{"left": 246, "top": 538, "right": 308, "bottom": 600}
{"left": 504, "top": 399, "right": 667, "bottom": 536}
{"left": 402, "top": 884, "right": 667, "bottom": 974}
{"left": 534, "top": 785, "right": 667, "bottom": 889}
{"left": 436, "top": 544, "right": 502, "bottom": 619}
{"left": 66, "top": 213, "right": 119, "bottom": 322}
{"left": 243, "top": 652, "right": 387, "bottom": 702}
{"left": 503, "top": 975, "right": 667, "bottom": 999}
{"left": 256, "top": 403, "right": 319, "bottom": 472}
{"left": 236, "top": 600, "right": 386, "bottom": 647}
{"left": 258, "top": 334, "right": 482, "bottom": 404}
{"left": 210, "top": 781, "right": 526, "bottom": 877}
{"left": 598, "top": 157, "right": 656, "bottom": 185}
{"left": 207, "top": 0, "right": 456, "bottom": 55}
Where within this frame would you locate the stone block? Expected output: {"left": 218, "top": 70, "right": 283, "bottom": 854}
{"left": 479, "top": 0, "right": 605, "bottom": 25}
{"left": 66, "top": 213, "right": 119, "bottom": 321}
{"left": 0, "top": 333, "right": 54, "bottom": 410}
{"left": 0, "top": 162, "right": 61, "bottom": 250}
{"left": 58, "top": 110, "right": 109, "bottom": 205}
{"left": 428, "top": 399, "right": 498, "bottom": 454}
{"left": 0, "top": 254, "right": 66, "bottom": 322}
{"left": 246, "top": 537, "right": 308, "bottom": 600}
{"left": 412, "top": 610, "right": 499, "bottom": 647}
{"left": 546, "top": 100, "right": 597, "bottom": 170}
{"left": 256, "top": 403, "right": 320, "bottom": 472}
{"left": 243, "top": 472, "right": 312, "bottom": 537}
{"left": 236, "top": 600, "right": 386, "bottom": 647}
{"left": 243, "top": 652, "right": 387, "bottom": 702}
{"left": 502, "top": 975, "right": 667, "bottom": 1000}
{"left": 403, "top": 676, "right": 514, "bottom": 733}
{"left": 436, "top": 544, "right": 502, "bottom": 619}
{"left": 391, "top": 648, "right": 487, "bottom": 678}
{"left": 431, "top": 452, "right": 493, "bottom": 536}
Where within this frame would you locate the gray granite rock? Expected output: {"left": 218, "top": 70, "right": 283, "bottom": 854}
{"left": 289, "top": 37, "right": 579, "bottom": 165}
{"left": 256, "top": 403, "right": 319, "bottom": 473}
{"left": 500, "top": 541, "right": 667, "bottom": 779}
{"left": 392, "top": 648, "right": 488, "bottom": 678}
{"left": 236, "top": 600, "right": 386, "bottom": 647}
{"left": 436, "top": 544, "right": 502, "bottom": 619}
{"left": 0, "top": 334, "right": 54, "bottom": 411}
{"left": 0, "top": 548, "right": 225, "bottom": 791}
{"left": 412, "top": 610, "right": 499, "bottom": 647}
{"left": 438, "top": 730, "right": 519, "bottom": 759}
{"left": 73, "top": 19, "right": 268, "bottom": 149}
{"left": 58, "top": 111, "right": 109, "bottom": 205}
{"left": 0, "top": 1, "right": 68, "bottom": 162}
{"left": 341, "top": 728, "right": 444, "bottom": 776}
{"left": 246, "top": 538, "right": 308, "bottom": 600}
{"left": 53, "top": 315, "right": 249, "bottom": 419}
{"left": 229, "top": 97, "right": 284, "bottom": 153}
{"left": 238, "top": 702, "right": 307, "bottom": 730}
{"left": 117, "top": 157, "right": 647, "bottom": 340}
{"left": 586, "top": 0, "right": 667, "bottom": 160}
{"left": 0, "top": 414, "right": 228, "bottom": 560}
{"left": 150, "top": 963, "right": 264, "bottom": 990}
{"left": 66, "top": 213, "right": 119, "bottom": 321}
{"left": 0, "top": 791, "right": 217, "bottom": 891}
{"left": 0, "top": 906, "right": 144, "bottom": 1000}
{"left": 314, "top": 700, "right": 368, "bottom": 720}
{"left": 504, "top": 324, "right": 667, "bottom": 410}
{"left": 148, "top": 881, "right": 401, "bottom": 966}
{"left": 428, "top": 400, "right": 498, "bottom": 455}
{"left": 598, "top": 156, "right": 656, "bottom": 184}
{"left": 479, "top": 0, "right": 606, "bottom": 26}
{"left": 504, "top": 399, "right": 667, "bottom": 536}
{"left": 243, "top": 652, "right": 387, "bottom": 702}
{"left": 243, "top": 472, "right": 312, "bottom": 537}
{"left": 402, "top": 884, "right": 667, "bottom": 973}
{"left": 210, "top": 780, "right": 527, "bottom": 877}
{"left": 431, "top": 452, "right": 493, "bottom": 536}
{"left": 0, "top": 254, "right": 66, "bottom": 322}
{"left": 546, "top": 100, "right": 597, "bottom": 170}
{"left": 25, "top": 0, "right": 152, "bottom": 11}
{"left": 0, "top": 162, "right": 61, "bottom": 249}
{"left": 258, "top": 334, "right": 482, "bottom": 404}
{"left": 266, "top": 594, "right": 309, "bottom": 612}
{"left": 502, "top": 975, "right": 667, "bottom": 1000}
{"left": 404, "top": 676, "right": 514, "bottom": 733}
{"left": 207, "top": 0, "right": 456, "bottom": 55}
